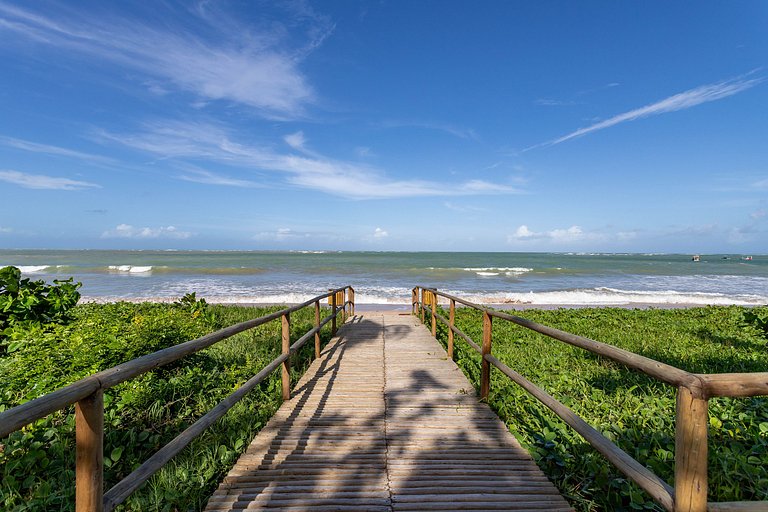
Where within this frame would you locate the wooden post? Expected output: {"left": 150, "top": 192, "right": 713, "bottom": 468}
{"left": 420, "top": 289, "right": 425, "bottom": 323}
{"left": 480, "top": 311, "right": 493, "bottom": 400}
{"left": 314, "top": 300, "right": 321, "bottom": 359}
{"left": 412, "top": 288, "right": 417, "bottom": 315}
{"left": 349, "top": 287, "right": 355, "bottom": 316}
{"left": 448, "top": 299, "right": 455, "bottom": 359}
{"left": 431, "top": 290, "right": 437, "bottom": 337}
{"left": 281, "top": 313, "right": 291, "bottom": 400}
{"left": 674, "top": 385, "right": 708, "bottom": 512}
{"left": 330, "top": 290, "right": 337, "bottom": 337}
{"left": 76, "top": 390, "right": 103, "bottom": 512}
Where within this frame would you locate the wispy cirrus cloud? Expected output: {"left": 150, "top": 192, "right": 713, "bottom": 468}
{"left": 0, "top": 2, "right": 330, "bottom": 119}
{"left": 0, "top": 169, "right": 100, "bottom": 190}
{"left": 528, "top": 72, "right": 763, "bottom": 150}
{"left": 0, "top": 136, "right": 114, "bottom": 164}
{"left": 177, "top": 167, "right": 262, "bottom": 188}
{"left": 377, "top": 120, "right": 479, "bottom": 141}
{"left": 97, "top": 121, "right": 522, "bottom": 199}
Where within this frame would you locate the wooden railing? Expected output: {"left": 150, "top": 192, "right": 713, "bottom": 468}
{"left": 412, "top": 286, "right": 768, "bottom": 512}
{"left": 0, "top": 286, "right": 355, "bottom": 512}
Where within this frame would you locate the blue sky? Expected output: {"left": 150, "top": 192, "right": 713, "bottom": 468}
{"left": 0, "top": 1, "right": 766, "bottom": 252}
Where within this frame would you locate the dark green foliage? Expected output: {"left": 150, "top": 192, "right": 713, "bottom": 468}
{"left": 0, "top": 300, "right": 334, "bottom": 511}
{"left": 427, "top": 305, "right": 768, "bottom": 511}
{"left": 743, "top": 308, "right": 768, "bottom": 339}
{"left": 0, "top": 266, "right": 81, "bottom": 352}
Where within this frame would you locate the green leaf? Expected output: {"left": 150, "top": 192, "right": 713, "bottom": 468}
{"left": 110, "top": 446, "right": 124, "bottom": 462}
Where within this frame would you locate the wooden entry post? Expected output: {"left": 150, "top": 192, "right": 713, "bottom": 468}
{"left": 349, "top": 287, "right": 355, "bottom": 316}
{"left": 674, "top": 385, "right": 708, "bottom": 512}
{"left": 314, "top": 300, "right": 321, "bottom": 359}
{"left": 330, "top": 290, "right": 337, "bottom": 337}
{"left": 281, "top": 312, "right": 291, "bottom": 400}
{"left": 76, "top": 390, "right": 104, "bottom": 512}
{"left": 448, "top": 299, "right": 455, "bottom": 359}
{"left": 480, "top": 311, "right": 493, "bottom": 400}
{"left": 420, "top": 288, "right": 425, "bottom": 323}
{"left": 431, "top": 290, "right": 437, "bottom": 337}
{"left": 412, "top": 288, "right": 417, "bottom": 315}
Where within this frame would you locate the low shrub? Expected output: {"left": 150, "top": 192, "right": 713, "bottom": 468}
{"left": 0, "top": 300, "right": 333, "bottom": 511}
{"left": 427, "top": 305, "right": 768, "bottom": 511}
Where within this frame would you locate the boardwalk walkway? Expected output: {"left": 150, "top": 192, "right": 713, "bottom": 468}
{"left": 205, "top": 311, "right": 573, "bottom": 511}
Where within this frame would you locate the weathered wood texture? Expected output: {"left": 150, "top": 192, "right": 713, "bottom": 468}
{"left": 205, "top": 311, "right": 572, "bottom": 512}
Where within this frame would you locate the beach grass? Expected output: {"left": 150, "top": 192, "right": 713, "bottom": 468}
{"left": 0, "top": 302, "right": 333, "bottom": 511}
{"left": 426, "top": 305, "right": 768, "bottom": 511}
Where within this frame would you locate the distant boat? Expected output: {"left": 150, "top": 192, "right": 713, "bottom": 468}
{"left": 692, "top": 255, "right": 700, "bottom": 262}
{"left": 743, "top": 256, "right": 753, "bottom": 261}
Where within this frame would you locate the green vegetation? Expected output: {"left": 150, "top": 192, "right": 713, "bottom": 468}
{"left": 0, "top": 268, "right": 334, "bottom": 511}
{"left": 427, "top": 305, "right": 768, "bottom": 511}
{"left": 0, "top": 265, "right": 81, "bottom": 354}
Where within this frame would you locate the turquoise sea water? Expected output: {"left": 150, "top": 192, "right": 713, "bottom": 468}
{"left": 2, "top": 250, "right": 767, "bottom": 306}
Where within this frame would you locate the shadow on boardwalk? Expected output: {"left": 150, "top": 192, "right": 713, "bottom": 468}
{"left": 205, "top": 313, "right": 573, "bottom": 511}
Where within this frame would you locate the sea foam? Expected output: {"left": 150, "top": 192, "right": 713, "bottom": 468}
{"left": 108, "top": 265, "right": 153, "bottom": 273}
{"left": 15, "top": 265, "right": 50, "bottom": 273}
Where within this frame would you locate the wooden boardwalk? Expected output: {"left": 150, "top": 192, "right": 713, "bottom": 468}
{"left": 205, "top": 311, "right": 573, "bottom": 512}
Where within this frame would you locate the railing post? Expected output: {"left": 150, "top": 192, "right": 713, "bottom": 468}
{"left": 330, "top": 290, "right": 337, "bottom": 337}
{"left": 412, "top": 288, "right": 417, "bottom": 315}
{"left": 480, "top": 311, "right": 493, "bottom": 400}
{"left": 314, "top": 300, "right": 321, "bottom": 359}
{"left": 674, "top": 385, "right": 708, "bottom": 512}
{"left": 448, "top": 298, "right": 455, "bottom": 359}
{"left": 431, "top": 289, "right": 437, "bottom": 337}
{"left": 281, "top": 312, "right": 291, "bottom": 400}
{"left": 76, "top": 390, "right": 104, "bottom": 512}
{"left": 349, "top": 287, "right": 355, "bottom": 316}
{"left": 420, "top": 288, "right": 425, "bottom": 323}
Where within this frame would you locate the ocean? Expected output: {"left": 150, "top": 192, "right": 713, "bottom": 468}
{"left": 2, "top": 250, "right": 767, "bottom": 307}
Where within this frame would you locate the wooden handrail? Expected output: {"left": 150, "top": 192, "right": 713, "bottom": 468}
{"left": 412, "top": 286, "right": 768, "bottom": 512}
{"left": 0, "top": 286, "right": 354, "bottom": 512}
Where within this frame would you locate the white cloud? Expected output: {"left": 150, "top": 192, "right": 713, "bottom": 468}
{"left": 0, "top": 226, "right": 11, "bottom": 233}
{"left": 284, "top": 131, "right": 308, "bottom": 152}
{"left": 508, "top": 225, "right": 601, "bottom": 243}
{"left": 514, "top": 225, "right": 536, "bottom": 239}
{"left": 753, "top": 178, "right": 768, "bottom": 190}
{"left": 0, "top": 2, "right": 329, "bottom": 119}
{"left": 0, "top": 136, "right": 113, "bottom": 164}
{"left": 530, "top": 72, "right": 763, "bottom": 149}
{"left": 373, "top": 227, "right": 388, "bottom": 238}
{"left": 751, "top": 209, "right": 767, "bottom": 220}
{"left": 0, "top": 169, "right": 100, "bottom": 190}
{"left": 101, "top": 224, "right": 192, "bottom": 239}
{"left": 355, "top": 146, "right": 373, "bottom": 158}
{"left": 100, "top": 121, "right": 525, "bottom": 199}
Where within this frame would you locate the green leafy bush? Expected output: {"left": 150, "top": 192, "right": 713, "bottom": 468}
{"left": 0, "top": 266, "right": 81, "bottom": 353}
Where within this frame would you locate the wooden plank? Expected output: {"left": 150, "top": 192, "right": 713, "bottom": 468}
{"left": 205, "top": 311, "right": 572, "bottom": 512}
